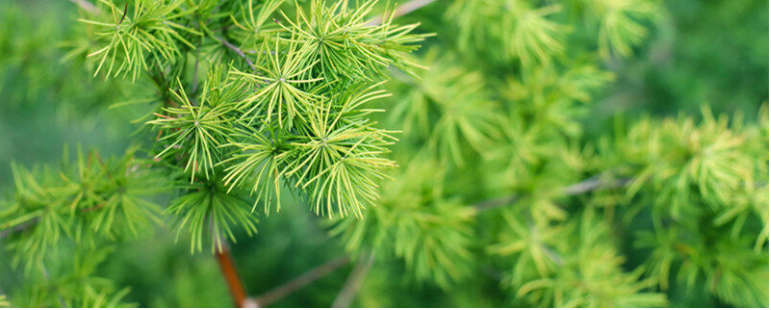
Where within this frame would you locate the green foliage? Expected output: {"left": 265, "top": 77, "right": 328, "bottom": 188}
{"left": 490, "top": 210, "right": 666, "bottom": 307}
{"left": 330, "top": 0, "right": 766, "bottom": 307}
{"left": 391, "top": 51, "right": 500, "bottom": 165}
{"left": 148, "top": 79, "right": 235, "bottom": 181}
{"left": 0, "top": 146, "right": 160, "bottom": 307}
{"left": 79, "top": 0, "right": 200, "bottom": 81}
{"left": 13, "top": 248, "right": 134, "bottom": 308}
{"left": 620, "top": 107, "right": 764, "bottom": 222}
{"left": 277, "top": 0, "right": 426, "bottom": 79}
{"left": 166, "top": 180, "right": 258, "bottom": 253}
{"left": 446, "top": 0, "right": 660, "bottom": 66}
{"left": 3, "top": 0, "right": 425, "bottom": 305}
{"left": 602, "top": 1, "right": 769, "bottom": 117}
{"left": 331, "top": 159, "right": 476, "bottom": 288}
{"left": 74, "top": 0, "right": 425, "bottom": 254}
{"left": 582, "top": 0, "right": 661, "bottom": 57}
{"left": 607, "top": 106, "right": 770, "bottom": 307}
{"left": 1, "top": 0, "right": 768, "bottom": 307}
{"left": 1, "top": 147, "right": 166, "bottom": 272}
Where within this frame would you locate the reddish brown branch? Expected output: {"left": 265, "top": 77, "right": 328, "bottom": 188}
{"left": 215, "top": 246, "right": 254, "bottom": 307}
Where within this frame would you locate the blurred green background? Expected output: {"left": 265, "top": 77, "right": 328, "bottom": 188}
{"left": 0, "top": 0, "right": 767, "bottom": 307}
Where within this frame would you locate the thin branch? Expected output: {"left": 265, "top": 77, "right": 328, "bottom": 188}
{"left": 254, "top": 255, "right": 350, "bottom": 307}
{"left": 332, "top": 252, "right": 375, "bottom": 308}
{"left": 368, "top": 0, "right": 437, "bottom": 25}
{"left": 215, "top": 242, "right": 255, "bottom": 308}
{"left": 212, "top": 218, "right": 252, "bottom": 308}
{"left": 474, "top": 195, "right": 520, "bottom": 212}
{"left": 69, "top": 0, "right": 99, "bottom": 14}
{"left": 214, "top": 36, "right": 257, "bottom": 71}
{"left": 562, "top": 176, "right": 631, "bottom": 196}
{"left": 474, "top": 175, "right": 632, "bottom": 212}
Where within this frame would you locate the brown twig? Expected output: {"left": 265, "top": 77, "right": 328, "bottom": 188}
{"left": 331, "top": 252, "right": 375, "bottom": 308}
{"left": 215, "top": 242, "right": 255, "bottom": 307}
{"left": 254, "top": 255, "right": 350, "bottom": 307}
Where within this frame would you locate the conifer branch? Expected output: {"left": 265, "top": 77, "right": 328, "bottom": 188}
{"left": 4, "top": 0, "right": 763, "bottom": 307}
{"left": 254, "top": 255, "right": 350, "bottom": 307}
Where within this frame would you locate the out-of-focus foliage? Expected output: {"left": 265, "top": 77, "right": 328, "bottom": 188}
{"left": 611, "top": 107, "right": 770, "bottom": 308}
{"left": 331, "top": 159, "right": 476, "bottom": 288}
{"left": 490, "top": 210, "right": 666, "bottom": 308}
{"left": 9, "top": 247, "right": 135, "bottom": 308}
{"left": 0, "top": 0, "right": 768, "bottom": 308}
{"left": 592, "top": 1, "right": 769, "bottom": 120}
{"left": 1, "top": 147, "right": 167, "bottom": 272}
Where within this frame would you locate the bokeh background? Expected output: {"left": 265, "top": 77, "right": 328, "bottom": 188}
{"left": 0, "top": 0, "right": 768, "bottom": 307}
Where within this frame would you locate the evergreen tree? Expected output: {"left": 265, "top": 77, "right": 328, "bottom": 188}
{"left": 0, "top": 0, "right": 767, "bottom": 307}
